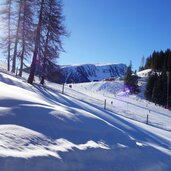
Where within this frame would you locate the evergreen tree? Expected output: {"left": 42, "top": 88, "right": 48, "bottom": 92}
{"left": 144, "top": 56, "right": 152, "bottom": 69}
{"left": 124, "top": 62, "right": 139, "bottom": 94}
{"left": 145, "top": 74, "right": 156, "bottom": 101}
{"left": 143, "top": 49, "right": 171, "bottom": 108}
{"left": 139, "top": 56, "right": 145, "bottom": 71}
{"left": 166, "top": 49, "right": 171, "bottom": 72}
{"left": 151, "top": 74, "right": 159, "bottom": 104}
{"left": 124, "top": 63, "right": 132, "bottom": 85}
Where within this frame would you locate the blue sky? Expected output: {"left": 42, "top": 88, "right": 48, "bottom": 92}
{"left": 59, "top": 0, "right": 171, "bottom": 70}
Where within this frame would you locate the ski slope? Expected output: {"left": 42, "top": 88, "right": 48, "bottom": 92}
{"left": 0, "top": 70, "right": 171, "bottom": 171}
{"left": 71, "top": 81, "right": 171, "bottom": 131}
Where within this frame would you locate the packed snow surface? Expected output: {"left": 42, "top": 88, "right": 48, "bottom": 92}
{"left": 0, "top": 70, "right": 171, "bottom": 171}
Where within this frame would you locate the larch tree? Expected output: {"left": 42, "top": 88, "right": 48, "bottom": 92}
{"left": 39, "top": 0, "right": 67, "bottom": 85}
{"left": 27, "top": 0, "right": 66, "bottom": 84}
{"left": 11, "top": 0, "right": 22, "bottom": 73}
{"left": 18, "top": 0, "right": 35, "bottom": 77}
{"left": 0, "top": 0, "right": 13, "bottom": 71}
{"left": 27, "top": 0, "right": 45, "bottom": 84}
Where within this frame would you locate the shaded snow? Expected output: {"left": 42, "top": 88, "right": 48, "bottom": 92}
{"left": 0, "top": 125, "right": 108, "bottom": 159}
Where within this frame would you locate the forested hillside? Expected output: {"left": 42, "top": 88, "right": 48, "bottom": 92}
{"left": 141, "top": 49, "right": 171, "bottom": 108}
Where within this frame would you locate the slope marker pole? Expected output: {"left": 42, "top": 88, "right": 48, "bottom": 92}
{"left": 62, "top": 83, "right": 65, "bottom": 94}
{"left": 104, "top": 99, "right": 107, "bottom": 110}
{"left": 146, "top": 114, "right": 149, "bottom": 125}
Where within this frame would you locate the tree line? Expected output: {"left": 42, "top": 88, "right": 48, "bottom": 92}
{"left": 142, "top": 49, "right": 171, "bottom": 108}
{"left": 0, "top": 0, "right": 66, "bottom": 84}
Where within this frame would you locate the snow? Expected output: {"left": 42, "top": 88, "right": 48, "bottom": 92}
{"left": 0, "top": 69, "right": 171, "bottom": 171}
{"left": 137, "top": 69, "right": 152, "bottom": 77}
{"left": 0, "top": 125, "right": 108, "bottom": 159}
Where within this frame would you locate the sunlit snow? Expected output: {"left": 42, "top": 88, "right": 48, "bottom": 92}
{"left": 0, "top": 69, "right": 171, "bottom": 171}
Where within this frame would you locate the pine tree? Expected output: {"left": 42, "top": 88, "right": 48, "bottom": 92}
{"left": 139, "top": 56, "right": 145, "bottom": 71}
{"left": 166, "top": 49, "right": 171, "bottom": 72}
{"left": 151, "top": 74, "right": 159, "bottom": 104}
{"left": 143, "top": 49, "right": 171, "bottom": 107}
{"left": 145, "top": 74, "right": 156, "bottom": 101}
{"left": 124, "top": 63, "right": 132, "bottom": 86}
{"left": 124, "top": 62, "right": 139, "bottom": 94}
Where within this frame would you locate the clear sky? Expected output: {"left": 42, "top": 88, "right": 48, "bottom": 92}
{"left": 59, "top": 0, "right": 171, "bottom": 70}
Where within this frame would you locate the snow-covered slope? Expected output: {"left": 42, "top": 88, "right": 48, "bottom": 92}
{"left": 60, "top": 63, "right": 127, "bottom": 83}
{"left": 71, "top": 81, "right": 171, "bottom": 130}
{"left": 0, "top": 71, "right": 171, "bottom": 171}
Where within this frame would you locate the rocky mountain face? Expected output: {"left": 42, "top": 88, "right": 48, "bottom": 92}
{"left": 24, "top": 62, "right": 127, "bottom": 84}
{"left": 59, "top": 64, "right": 127, "bottom": 83}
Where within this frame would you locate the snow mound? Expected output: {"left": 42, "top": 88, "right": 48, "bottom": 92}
{"left": 0, "top": 125, "right": 108, "bottom": 159}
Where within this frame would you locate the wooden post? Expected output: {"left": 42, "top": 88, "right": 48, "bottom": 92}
{"left": 62, "top": 83, "right": 65, "bottom": 94}
{"left": 104, "top": 99, "right": 107, "bottom": 110}
{"left": 16, "top": 67, "right": 18, "bottom": 77}
{"left": 146, "top": 114, "right": 149, "bottom": 125}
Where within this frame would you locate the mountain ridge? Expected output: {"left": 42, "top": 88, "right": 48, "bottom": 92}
{"left": 59, "top": 63, "right": 127, "bottom": 83}
{"left": 21, "top": 61, "right": 127, "bottom": 84}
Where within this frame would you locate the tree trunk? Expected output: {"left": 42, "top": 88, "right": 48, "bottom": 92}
{"left": 40, "top": 76, "right": 45, "bottom": 85}
{"left": 7, "top": 0, "right": 11, "bottom": 71}
{"left": 19, "top": 43, "right": 24, "bottom": 77}
{"left": 27, "top": 0, "right": 44, "bottom": 84}
{"left": 19, "top": 0, "right": 26, "bottom": 77}
{"left": 40, "top": 28, "right": 50, "bottom": 84}
{"left": 40, "top": 1, "right": 53, "bottom": 85}
{"left": 11, "top": 2, "right": 22, "bottom": 73}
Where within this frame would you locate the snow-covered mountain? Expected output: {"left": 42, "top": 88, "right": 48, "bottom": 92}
{"left": 60, "top": 63, "right": 127, "bottom": 83}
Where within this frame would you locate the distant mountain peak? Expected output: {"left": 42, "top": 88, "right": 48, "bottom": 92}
{"left": 60, "top": 63, "right": 127, "bottom": 83}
